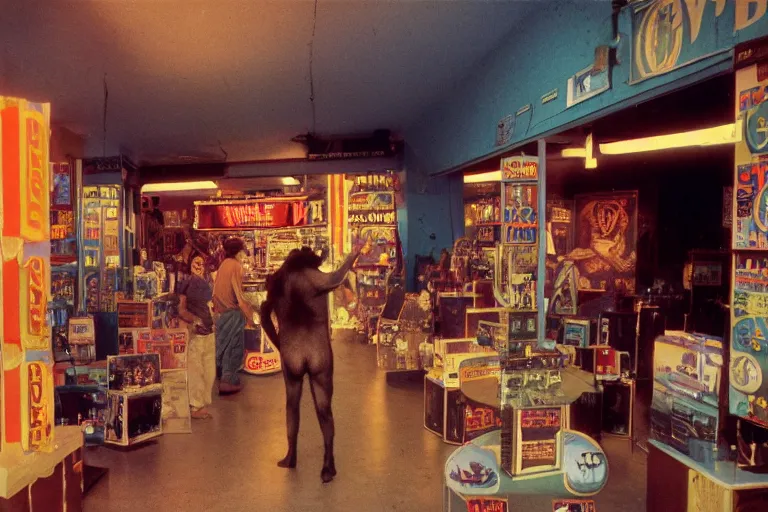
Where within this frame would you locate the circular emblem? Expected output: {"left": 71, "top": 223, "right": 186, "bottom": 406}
{"left": 730, "top": 352, "right": 763, "bottom": 394}
{"left": 635, "top": 0, "right": 684, "bottom": 80}
{"left": 745, "top": 102, "right": 768, "bottom": 154}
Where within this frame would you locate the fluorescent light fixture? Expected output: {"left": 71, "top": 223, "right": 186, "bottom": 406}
{"left": 281, "top": 177, "right": 301, "bottom": 186}
{"left": 561, "top": 133, "right": 597, "bottom": 169}
{"left": 464, "top": 171, "right": 501, "bottom": 183}
{"left": 141, "top": 181, "right": 218, "bottom": 193}
{"left": 599, "top": 121, "right": 742, "bottom": 155}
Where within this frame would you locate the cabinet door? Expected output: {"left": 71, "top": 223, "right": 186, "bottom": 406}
{"left": 688, "top": 469, "right": 732, "bottom": 512}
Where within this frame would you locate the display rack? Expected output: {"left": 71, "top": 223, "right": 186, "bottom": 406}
{"left": 79, "top": 156, "right": 136, "bottom": 314}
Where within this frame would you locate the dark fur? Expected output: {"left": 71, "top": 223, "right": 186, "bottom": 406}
{"left": 260, "top": 246, "right": 337, "bottom": 483}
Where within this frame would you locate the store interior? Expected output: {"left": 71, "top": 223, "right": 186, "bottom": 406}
{"left": 26, "top": 69, "right": 768, "bottom": 512}
{"left": 4, "top": 8, "right": 768, "bottom": 511}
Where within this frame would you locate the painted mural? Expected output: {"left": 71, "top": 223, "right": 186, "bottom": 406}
{"left": 0, "top": 96, "right": 55, "bottom": 454}
{"left": 731, "top": 255, "right": 768, "bottom": 427}
{"left": 734, "top": 64, "right": 768, "bottom": 249}
{"left": 630, "top": 0, "right": 768, "bottom": 83}
{"left": 562, "top": 192, "right": 638, "bottom": 294}
{"left": 731, "top": 61, "right": 768, "bottom": 430}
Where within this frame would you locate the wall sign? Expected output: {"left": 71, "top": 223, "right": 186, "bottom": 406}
{"left": 566, "top": 64, "right": 610, "bottom": 108}
{"left": 501, "top": 156, "right": 539, "bottom": 181}
{"left": 630, "top": 0, "right": 768, "bottom": 83}
{"left": 541, "top": 89, "right": 559, "bottom": 105}
{"left": 194, "top": 198, "right": 306, "bottom": 230}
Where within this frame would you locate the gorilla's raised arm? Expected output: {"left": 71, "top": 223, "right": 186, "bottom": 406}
{"left": 305, "top": 250, "right": 360, "bottom": 295}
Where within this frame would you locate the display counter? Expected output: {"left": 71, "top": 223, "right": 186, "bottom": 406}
{"left": 647, "top": 440, "right": 768, "bottom": 512}
{"left": 0, "top": 426, "right": 83, "bottom": 509}
{"left": 444, "top": 428, "right": 607, "bottom": 508}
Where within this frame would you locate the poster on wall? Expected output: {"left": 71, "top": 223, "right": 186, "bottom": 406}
{"left": 629, "top": 0, "right": 768, "bottom": 84}
{"left": 502, "top": 183, "right": 538, "bottom": 245}
{"left": 567, "top": 64, "right": 610, "bottom": 108}
{"left": 352, "top": 225, "right": 398, "bottom": 267}
{"left": 562, "top": 192, "right": 638, "bottom": 294}
{"left": 734, "top": 62, "right": 768, "bottom": 249}
{"left": 730, "top": 255, "right": 768, "bottom": 427}
{"left": 51, "top": 162, "right": 72, "bottom": 206}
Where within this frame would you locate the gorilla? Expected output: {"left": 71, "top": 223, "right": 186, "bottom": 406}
{"left": 260, "top": 246, "right": 360, "bottom": 483}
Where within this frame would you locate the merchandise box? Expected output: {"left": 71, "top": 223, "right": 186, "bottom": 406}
{"left": 501, "top": 406, "right": 565, "bottom": 477}
{"left": 105, "top": 388, "right": 163, "bottom": 446}
{"left": 650, "top": 331, "right": 723, "bottom": 464}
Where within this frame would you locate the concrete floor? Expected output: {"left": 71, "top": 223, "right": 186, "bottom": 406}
{"left": 84, "top": 334, "right": 647, "bottom": 511}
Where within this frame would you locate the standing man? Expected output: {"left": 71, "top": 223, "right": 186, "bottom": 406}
{"left": 212, "top": 237, "right": 255, "bottom": 394}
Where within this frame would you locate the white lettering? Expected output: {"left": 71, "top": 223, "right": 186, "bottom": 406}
{"left": 735, "top": 0, "right": 767, "bottom": 31}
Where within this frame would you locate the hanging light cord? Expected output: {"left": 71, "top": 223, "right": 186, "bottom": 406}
{"left": 309, "top": 0, "right": 318, "bottom": 135}
{"left": 102, "top": 73, "right": 109, "bottom": 157}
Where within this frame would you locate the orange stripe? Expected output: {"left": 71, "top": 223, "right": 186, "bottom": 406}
{"left": 4, "top": 367, "right": 21, "bottom": 443}
{"left": 1, "top": 105, "right": 21, "bottom": 237}
{"left": 4, "top": 258, "right": 20, "bottom": 346}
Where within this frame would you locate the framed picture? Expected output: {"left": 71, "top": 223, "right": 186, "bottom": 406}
{"left": 563, "top": 318, "right": 590, "bottom": 348}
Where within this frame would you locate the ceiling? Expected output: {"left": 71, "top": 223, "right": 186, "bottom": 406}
{"left": 0, "top": 0, "right": 533, "bottom": 165}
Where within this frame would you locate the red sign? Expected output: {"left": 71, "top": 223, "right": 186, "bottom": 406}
{"left": 194, "top": 199, "right": 306, "bottom": 229}
{"left": 501, "top": 156, "right": 538, "bottom": 181}
{"left": 245, "top": 352, "right": 280, "bottom": 374}
{"left": 466, "top": 497, "right": 508, "bottom": 512}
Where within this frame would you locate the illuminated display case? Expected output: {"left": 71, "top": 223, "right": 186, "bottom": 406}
{"left": 79, "top": 156, "right": 136, "bottom": 314}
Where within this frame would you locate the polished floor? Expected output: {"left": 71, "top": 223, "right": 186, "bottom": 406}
{"left": 84, "top": 334, "right": 647, "bottom": 511}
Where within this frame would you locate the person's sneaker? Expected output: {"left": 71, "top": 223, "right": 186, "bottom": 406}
{"left": 218, "top": 381, "right": 243, "bottom": 395}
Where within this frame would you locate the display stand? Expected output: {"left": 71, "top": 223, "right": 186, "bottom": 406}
{"left": 424, "top": 339, "right": 498, "bottom": 444}
{"left": 647, "top": 440, "right": 768, "bottom": 512}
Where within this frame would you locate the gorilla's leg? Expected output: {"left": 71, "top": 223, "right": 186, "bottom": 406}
{"left": 309, "top": 367, "right": 335, "bottom": 483}
{"left": 278, "top": 370, "right": 303, "bottom": 468}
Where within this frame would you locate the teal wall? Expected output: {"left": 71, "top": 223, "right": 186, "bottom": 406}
{"left": 402, "top": 0, "right": 768, "bottom": 287}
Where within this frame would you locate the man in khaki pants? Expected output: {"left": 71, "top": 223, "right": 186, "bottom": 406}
{"left": 178, "top": 253, "right": 216, "bottom": 419}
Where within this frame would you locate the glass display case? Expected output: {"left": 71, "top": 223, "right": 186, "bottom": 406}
{"left": 80, "top": 182, "right": 134, "bottom": 313}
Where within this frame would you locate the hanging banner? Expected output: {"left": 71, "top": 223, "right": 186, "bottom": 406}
{"left": 194, "top": 198, "right": 306, "bottom": 230}
{"left": 630, "top": 0, "right": 768, "bottom": 84}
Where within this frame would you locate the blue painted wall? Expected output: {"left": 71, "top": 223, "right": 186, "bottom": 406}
{"left": 402, "top": 0, "right": 768, "bottom": 287}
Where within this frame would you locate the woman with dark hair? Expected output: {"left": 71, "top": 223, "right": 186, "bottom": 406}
{"left": 212, "top": 237, "right": 255, "bottom": 394}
